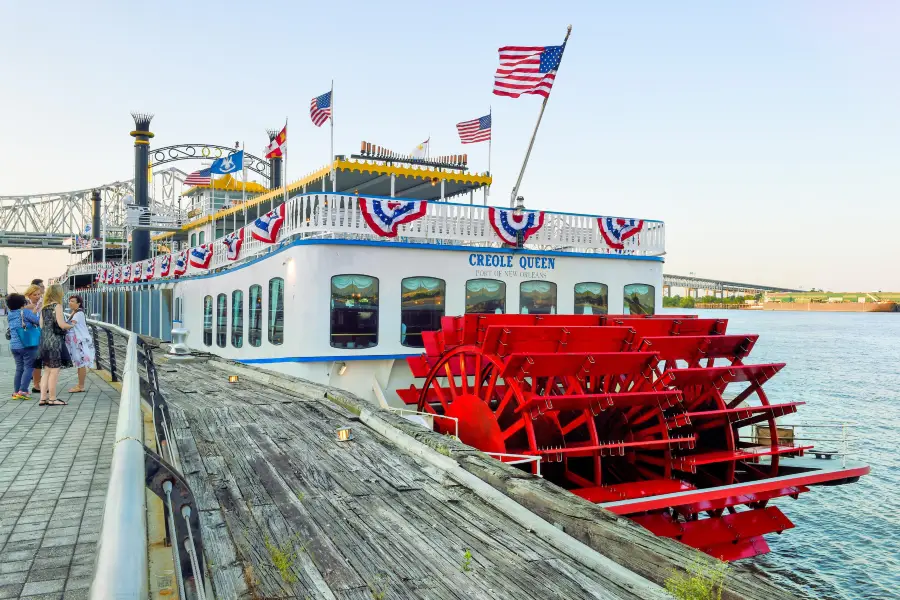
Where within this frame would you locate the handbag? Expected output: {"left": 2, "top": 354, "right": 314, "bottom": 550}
{"left": 15, "top": 313, "right": 40, "bottom": 348}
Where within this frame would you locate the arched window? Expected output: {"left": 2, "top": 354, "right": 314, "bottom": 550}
{"left": 198, "top": 230, "right": 206, "bottom": 245}
{"left": 202, "top": 295, "right": 213, "bottom": 346}
{"left": 248, "top": 285, "right": 262, "bottom": 347}
{"left": 624, "top": 284, "right": 656, "bottom": 315}
{"left": 519, "top": 281, "right": 556, "bottom": 314}
{"left": 268, "top": 277, "right": 284, "bottom": 345}
{"left": 465, "top": 279, "right": 505, "bottom": 314}
{"left": 331, "top": 275, "right": 379, "bottom": 349}
{"left": 231, "top": 290, "right": 244, "bottom": 348}
{"left": 190, "top": 233, "right": 197, "bottom": 247}
{"left": 401, "top": 277, "right": 445, "bottom": 348}
{"left": 574, "top": 282, "right": 608, "bottom": 315}
{"left": 216, "top": 294, "right": 227, "bottom": 348}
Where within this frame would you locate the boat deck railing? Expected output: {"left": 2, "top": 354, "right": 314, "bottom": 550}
{"left": 59, "top": 192, "right": 665, "bottom": 283}
{"left": 748, "top": 419, "right": 861, "bottom": 468}
{"left": 87, "top": 320, "right": 206, "bottom": 600}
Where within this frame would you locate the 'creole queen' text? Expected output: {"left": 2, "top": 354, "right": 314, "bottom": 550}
{"left": 468, "top": 253, "right": 556, "bottom": 270}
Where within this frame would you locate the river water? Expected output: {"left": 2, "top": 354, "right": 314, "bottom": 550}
{"left": 661, "top": 308, "right": 900, "bottom": 600}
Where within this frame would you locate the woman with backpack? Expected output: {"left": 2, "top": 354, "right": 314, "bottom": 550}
{"left": 64, "top": 294, "right": 95, "bottom": 393}
{"left": 7, "top": 293, "right": 41, "bottom": 400}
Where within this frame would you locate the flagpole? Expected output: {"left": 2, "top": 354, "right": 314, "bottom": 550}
{"left": 281, "top": 117, "right": 287, "bottom": 211}
{"left": 330, "top": 80, "right": 335, "bottom": 192}
{"left": 509, "top": 25, "right": 572, "bottom": 207}
{"left": 241, "top": 141, "right": 247, "bottom": 228}
{"left": 486, "top": 105, "right": 492, "bottom": 205}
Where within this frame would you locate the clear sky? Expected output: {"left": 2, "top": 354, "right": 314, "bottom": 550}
{"left": 1, "top": 1, "right": 898, "bottom": 291}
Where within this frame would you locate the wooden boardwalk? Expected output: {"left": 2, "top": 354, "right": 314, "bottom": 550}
{"left": 152, "top": 351, "right": 660, "bottom": 600}
{"left": 0, "top": 336, "right": 118, "bottom": 600}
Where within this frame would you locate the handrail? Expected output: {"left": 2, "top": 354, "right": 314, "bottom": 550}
{"left": 88, "top": 322, "right": 148, "bottom": 599}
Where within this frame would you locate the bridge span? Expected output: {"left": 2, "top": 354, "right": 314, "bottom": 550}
{"left": 664, "top": 273, "right": 804, "bottom": 296}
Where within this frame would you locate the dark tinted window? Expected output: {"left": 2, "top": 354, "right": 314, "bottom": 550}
{"left": 519, "top": 281, "right": 557, "bottom": 314}
{"left": 331, "top": 275, "right": 378, "bottom": 349}
{"left": 268, "top": 278, "right": 284, "bottom": 345}
{"left": 624, "top": 284, "right": 655, "bottom": 315}
{"left": 465, "top": 279, "right": 505, "bottom": 314}
{"left": 203, "top": 295, "right": 213, "bottom": 346}
{"left": 232, "top": 290, "right": 243, "bottom": 348}
{"left": 248, "top": 285, "right": 262, "bottom": 347}
{"left": 216, "top": 294, "right": 227, "bottom": 347}
{"left": 574, "top": 282, "right": 608, "bottom": 315}
{"left": 401, "top": 277, "right": 445, "bottom": 348}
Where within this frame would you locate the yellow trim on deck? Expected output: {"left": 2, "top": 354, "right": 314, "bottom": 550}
{"left": 152, "top": 159, "right": 491, "bottom": 241}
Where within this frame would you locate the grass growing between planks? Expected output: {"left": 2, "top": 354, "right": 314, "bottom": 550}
{"left": 664, "top": 555, "right": 729, "bottom": 600}
{"left": 265, "top": 534, "right": 307, "bottom": 584}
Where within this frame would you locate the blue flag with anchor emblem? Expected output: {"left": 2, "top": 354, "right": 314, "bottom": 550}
{"left": 209, "top": 150, "right": 244, "bottom": 175}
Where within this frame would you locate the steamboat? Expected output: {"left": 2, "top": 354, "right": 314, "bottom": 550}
{"left": 57, "top": 144, "right": 869, "bottom": 564}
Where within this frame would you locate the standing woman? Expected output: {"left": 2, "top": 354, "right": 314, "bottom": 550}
{"left": 64, "top": 294, "right": 95, "bottom": 393}
{"left": 7, "top": 293, "right": 40, "bottom": 399}
{"left": 38, "top": 284, "right": 72, "bottom": 406}
{"left": 22, "top": 283, "right": 44, "bottom": 393}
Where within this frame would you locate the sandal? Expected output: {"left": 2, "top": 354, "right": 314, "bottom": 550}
{"left": 39, "top": 399, "right": 49, "bottom": 406}
{"left": 68, "top": 387, "right": 85, "bottom": 393}
{"left": 47, "top": 399, "right": 67, "bottom": 406}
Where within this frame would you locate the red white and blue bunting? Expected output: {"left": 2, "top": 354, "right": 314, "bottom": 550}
{"left": 359, "top": 198, "right": 427, "bottom": 238}
{"left": 160, "top": 254, "right": 172, "bottom": 278}
{"left": 133, "top": 261, "right": 143, "bottom": 282}
{"left": 488, "top": 207, "right": 545, "bottom": 246}
{"left": 123, "top": 264, "right": 132, "bottom": 282}
{"left": 174, "top": 250, "right": 188, "bottom": 277}
{"left": 597, "top": 217, "right": 643, "bottom": 250}
{"left": 223, "top": 229, "right": 244, "bottom": 261}
{"left": 250, "top": 203, "right": 286, "bottom": 244}
{"left": 189, "top": 243, "right": 213, "bottom": 269}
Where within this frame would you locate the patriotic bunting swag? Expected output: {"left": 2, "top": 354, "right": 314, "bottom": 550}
{"left": 160, "top": 254, "right": 172, "bottom": 278}
{"left": 174, "top": 250, "right": 188, "bottom": 277}
{"left": 250, "top": 204, "right": 286, "bottom": 244}
{"left": 223, "top": 229, "right": 244, "bottom": 261}
{"left": 133, "top": 261, "right": 143, "bottom": 282}
{"left": 359, "top": 198, "right": 427, "bottom": 238}
{"left": 145, "top": 258, "right": 156, "bottom": 281}
{"left": 189, "top": 244, "right": 213, "bottom": 269}
{"left": 597, "top": 217, "right": 643, "bottom": 250}
{"left": 123, "top": 264, "right": 132, "bottom": 282}
{"left": 488, "top": 207, "right": 545, "bottom": 245}
{"left": 96, "top": 269, "right": 105, "bottom": 284}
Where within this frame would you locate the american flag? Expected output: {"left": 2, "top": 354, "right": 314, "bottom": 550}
{"left": 184, "top": 168, "right": 211, "bottom": 186}
{"left": 310, "top": 91, "right": 332, "bottom": 127}
{"left": 456, "top": 114, "right": 492, "bottom": 144}
{"left": 493, "top": 44, "right": 565, "bottom": 98}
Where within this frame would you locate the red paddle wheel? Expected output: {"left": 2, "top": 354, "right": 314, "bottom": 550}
{"left": 397, "top": 314, "right": 844, "bottom": 561}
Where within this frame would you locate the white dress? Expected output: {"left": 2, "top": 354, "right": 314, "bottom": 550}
{"left": 65, "top": 311, "right": 96, "bottom": 368}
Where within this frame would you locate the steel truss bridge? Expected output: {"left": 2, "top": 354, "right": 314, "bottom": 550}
{"left": 663, "top": 273, "right": 804, "bottom": 295}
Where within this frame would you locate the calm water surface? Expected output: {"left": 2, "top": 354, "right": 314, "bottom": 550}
{"left": 662, "top": 309, "right": 900, "bottom": 600}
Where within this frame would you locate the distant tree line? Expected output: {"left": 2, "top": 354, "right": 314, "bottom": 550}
{"left": 662, "top": 294, "right": 758, "bottom": 309}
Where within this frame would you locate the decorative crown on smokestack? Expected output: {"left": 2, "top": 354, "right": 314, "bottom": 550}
{"left": 266, "top": 128, "right": 279, "bottom": 142}
{"left": 131, "top": 112, "right": 154, "bottom": 132}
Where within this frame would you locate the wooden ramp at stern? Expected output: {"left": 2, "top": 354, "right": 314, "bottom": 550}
{"left": 152, "top": 353, "right": 662, "bottom": 600}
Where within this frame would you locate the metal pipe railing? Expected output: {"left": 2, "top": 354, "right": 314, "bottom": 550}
{"left": 89, "top": 323, "right": 148, "bottom": 600}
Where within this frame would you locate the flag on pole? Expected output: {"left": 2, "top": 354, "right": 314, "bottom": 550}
{"left": 185, "top": 168, "right": 212, "bottom": 186}
{"left": 493, "top": 44, "right": 565, "bottom": 98}
{"left": 310, "top": 91, "right": 332, "bottom": 127}
{"left": 456, "top": 115, "right": 492, "bottom": 144}
{"left": 411, "top": 138, "right": 430, "bottom": 159}
{"left": 209, "top": 150, "right": 244, "bottom": 175}
{"left": 266, "top": 124, "right": 287, "bottom": 159}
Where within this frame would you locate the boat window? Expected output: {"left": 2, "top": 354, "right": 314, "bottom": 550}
{"left": 624, "top": 284, "right": 656, "bottom": 315}
{"left": 216, "top": 294, "right": 227, "bottom": 348}
{"left": 401, "top": 277, "right": 445, "bottom": 348}
{"left": 268, "top": 277, "right": 284, "bottom": 345}
{"left": 248, "top": 284, "right": 262, "bottom": 347}
{"left": 331, "top": 275, "right": 379, "bottom": 349}
{"left": 465, "top": 279, "right": 506, "bottom": 314}
{"left": 519, "top": 281, "right": 557, "bottom": 314}
{"left": 202, "top": 295, "right": 213, "bottom": 346}
{"left": 199, "top": 230, "right": 205, "bottom": 245}
{"left": 232, "top": 290, "right": 244, "bottom": 348}
{"left": 190, "top": 233, "right": 196, "bottom": 247}
{"left": 574, "top": 282, "right": 608, "bottom": 315}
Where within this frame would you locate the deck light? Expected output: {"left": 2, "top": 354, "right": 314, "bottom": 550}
{"left": 336, "top": 427, "right": 353, "bottom": 442}
{"left": 228, "top": 375, "right": 239, "bottom": 383}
